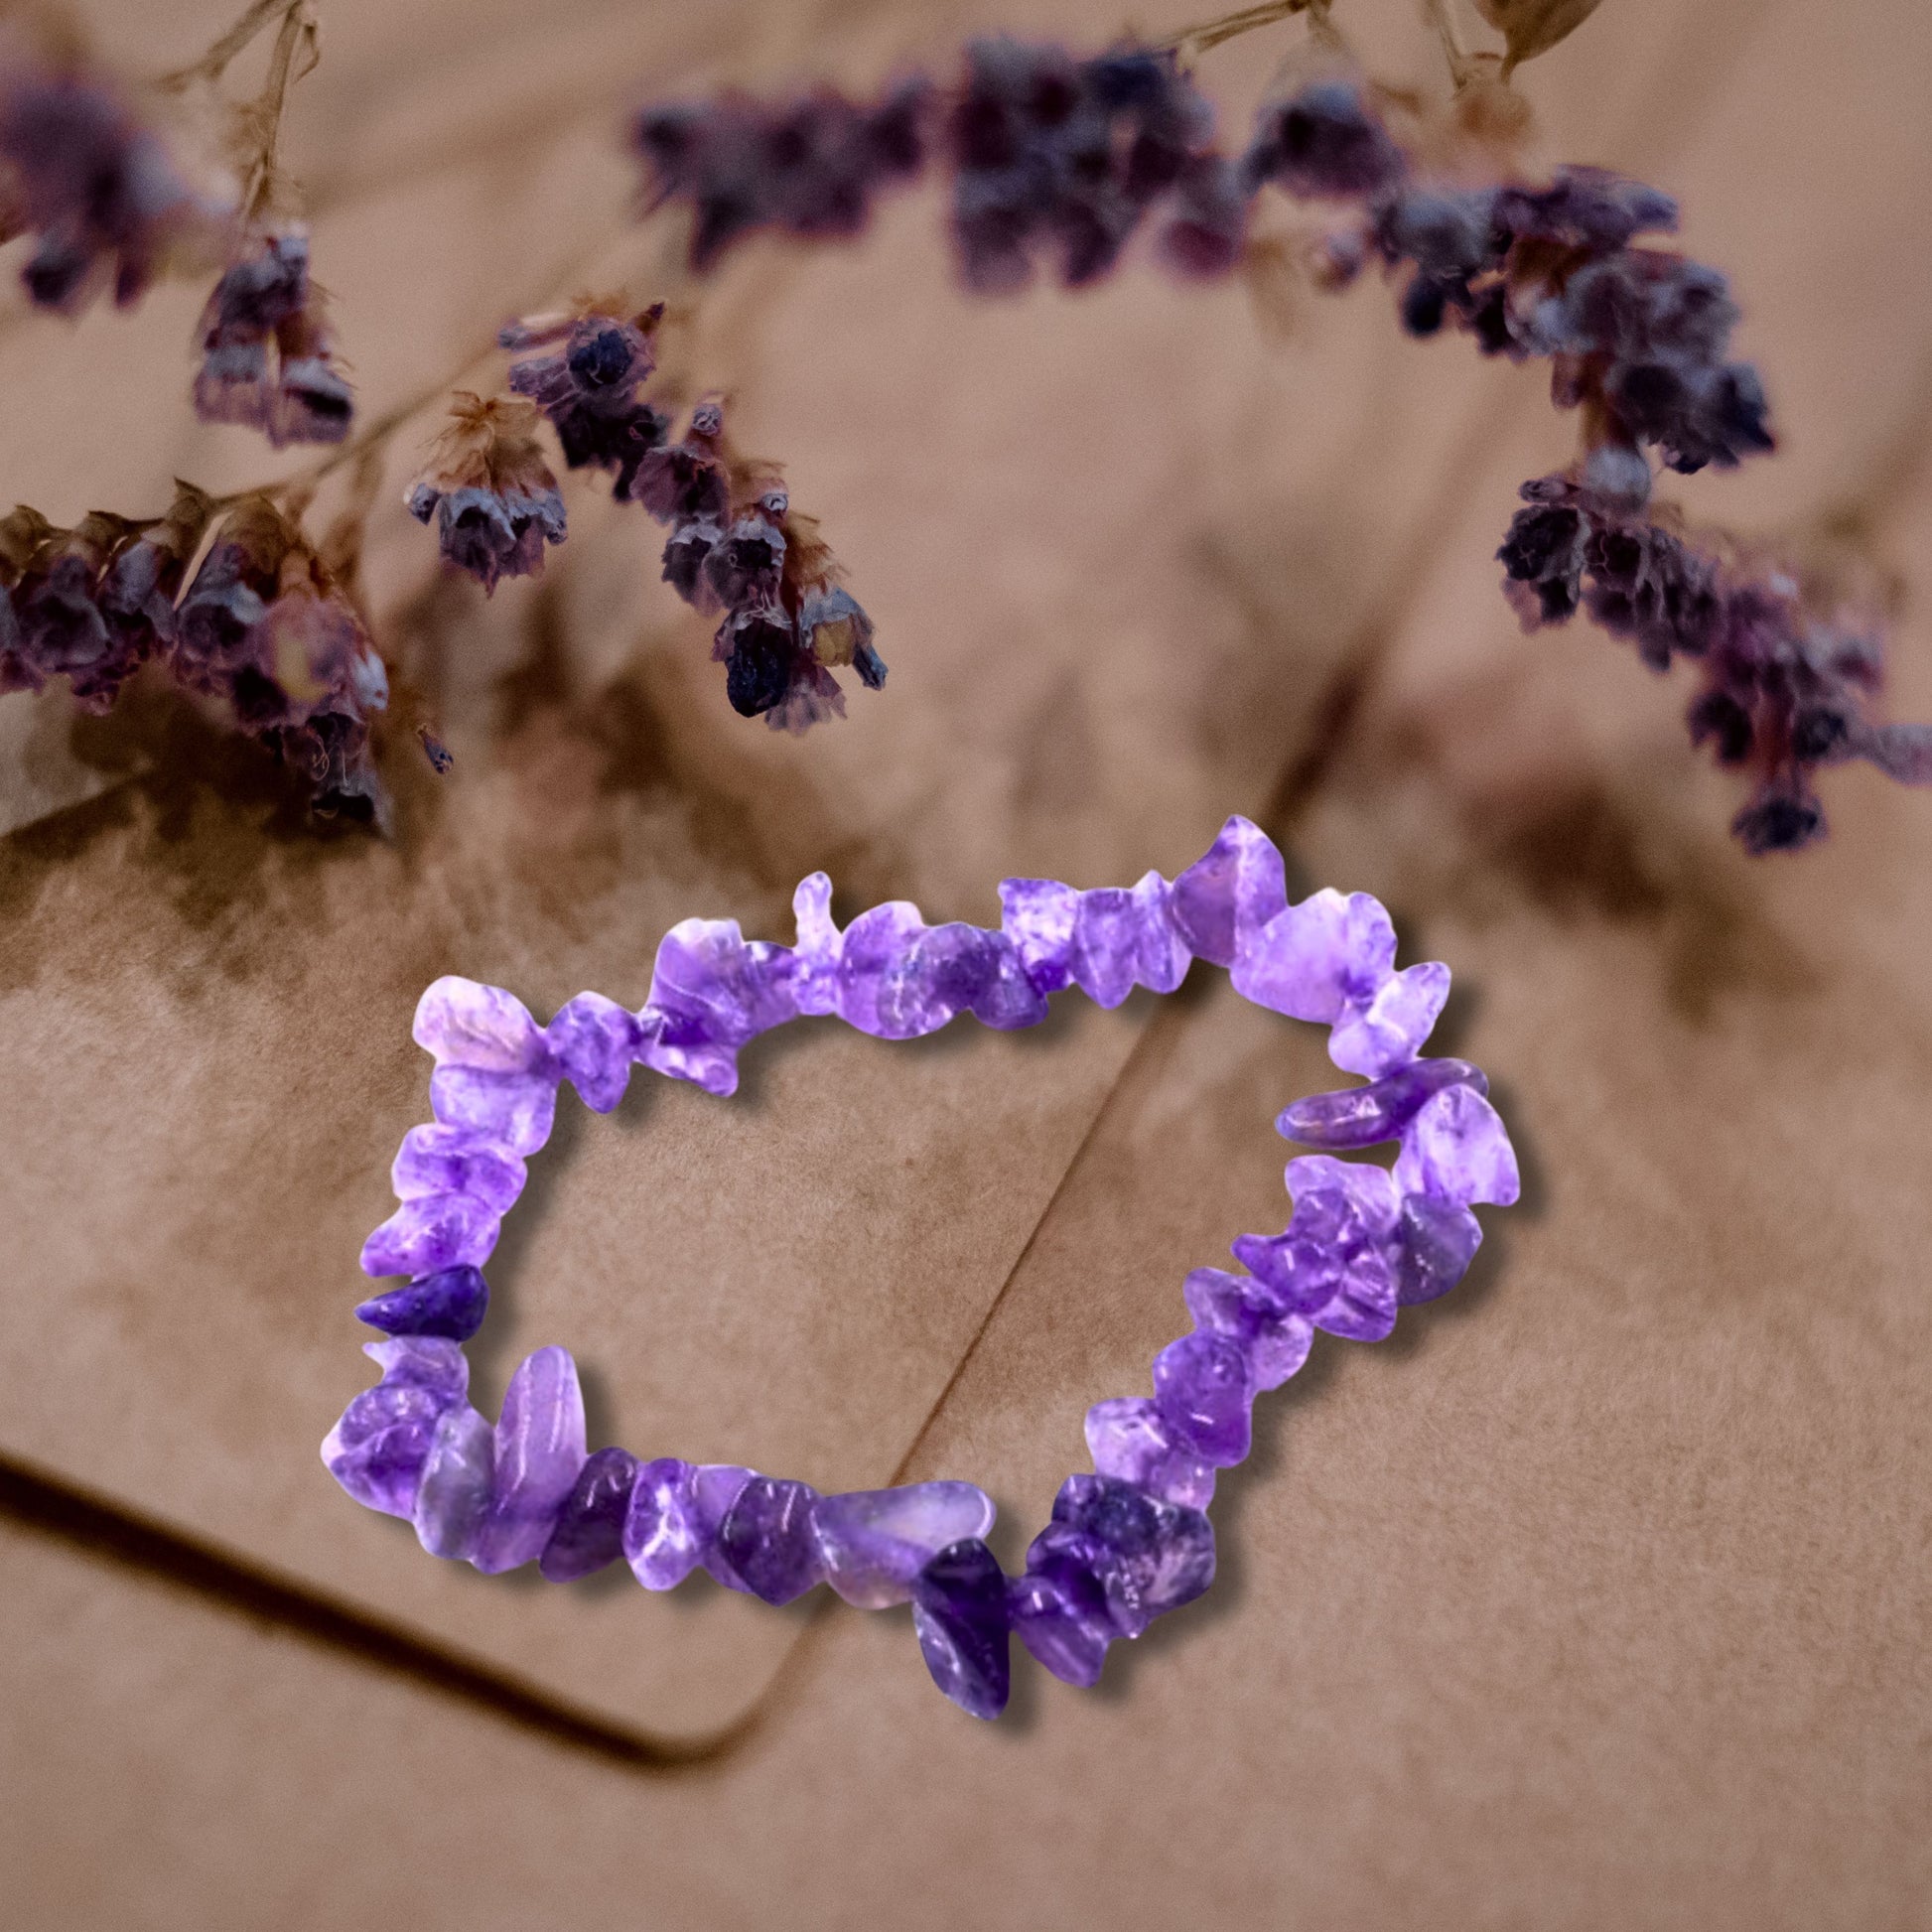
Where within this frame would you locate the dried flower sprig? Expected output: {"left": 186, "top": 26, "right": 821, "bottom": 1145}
{"left": 0, "top": 481, "right": 390, "bottom": 823}
{"left": 0, "top": 20, "right": 230, "bottom": 313}
{"left": 625, "top": 14, "right": 1927, "bottom": 849}
{"left": 405, "top": 299, "right": 887, "bottom": 730}
{"left": 183, "top": 0, "right": 352, "bottom": 445}
{"left": 0, "top": 1, "right": 351, "bottom": 443}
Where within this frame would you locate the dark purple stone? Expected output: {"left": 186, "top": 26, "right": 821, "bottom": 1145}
{"left": 715, "top": 1475, "right": 825, "bottom": 1604}
{"left": 354, "top": 1266, "right": 488, "bottom": 1341}
{"left": 910, "top": 1537, "right": 1012, "bottom": 1720}
{"left": 1151, "top": 1332, "right": 1254, "bottom": 1465}
{"left": 1029, "top": 1473, "right": 1215, "bottom": 1639}
{"left": 1009, "top": 1567, "right": 1112, "bottom": 1689}
{"left": 539, "top": 1448, "right": 642, "bottom": 1582}
{"left": 1276, "top": 1057, "right": 1487, "bottom": 1150}
{"left": 1392, "top": 1195, "right": 1484, "bottom": 1306}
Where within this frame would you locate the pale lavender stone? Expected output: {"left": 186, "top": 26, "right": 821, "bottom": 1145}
{"left": 1152, "top": 1332, "right": 1255, "bottom": 1464}
{"left": 321, "top": 1336, "right": 469, "bottom": 1518}
{"left": 1010, "top": 1568, "right": 1112, "bottom": 1687}
{"left": 812, "top": 1481, "right": 998, "bottom": 1607}
{"left": 790, "top": 872, "right": 842, "bottom": 1016}
{"left": 1169, "top": 814, "right": 1288, "bottom": 967}
{"left": 832, "top": 901, "right": 928, "bottom": 1037}
{"left": 1232, "top": 888, "right": 1397, "bottom": 1023}
{"left": 884, "top": 922, "right": 1047, "bottom": 1035}
{"left": 546, "top": 993, "right": 646, "bottom": 1114}
{"left": 643, "top": 918, "right": 801, "bottom": 1095}
{"left": 716, "top": 1476, "right": 825, "bottom": 1604}
{"left": 412, "top": 1404, "right": 495, "bottom": 1560}
{"left": 1394, "top": 1085, "right": 1521, "bottom": 1206}
{"left": 413, "top": 977, "right": 548, "bottom": 1073}
{"left": 1393, "top": 1195, "right": 1483, "bottom": 1306}
{"left": 1180, "top": 1269, "right": 1313, "bottom": 1390}
{"left": 354, "top": 1265, "right": 488, "bottom": 1341}
{"left": 623, "top": 1456, "right": 704, "bottom": 1590}
{"left": 359, "top": 1190, "right": 500, "bottom": 1278}
{"left": 391, "top": 1125, "right": 526, "bottom": 1214}
{"left": 998, "top": 877, "right": 1079, "bottom": 994}
{"left": 1028, "top": 1474, "right": 1215, "bottom": 1640}
{"left": 1083, "top": 1398, "right": 1216, "bottom": 1509}
{"left": 1069, "top": 873, "right": 1189, "bottom": 1008}
{"left": 1328, "top": 960, "right": 1451, "bottom": 1077}
{"left": 471, "top": 1345, "right": 587, "bottom": 1575}
{"left": 429, "top": 1064, "right": 558, "bottom": 1157}
{"left": 1276, "top": 1058, "right": 1487, "bottom": 1150}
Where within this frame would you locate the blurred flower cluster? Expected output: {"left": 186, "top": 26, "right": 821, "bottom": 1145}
{"left": 630, "top": 26, "right": 1929, "bottom": 849}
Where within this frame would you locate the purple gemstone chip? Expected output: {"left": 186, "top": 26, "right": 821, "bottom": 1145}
{"left": 716, "top": 1475, "right": 827, "bottom": 1604}
{"left": 354, "top": 1265, "right": 489, "bottom": 1342}
{"left": 539, "top": 1447, "right": 642, "bottom": 1582}
{"left": 911, "top": 1538, "right": 1012, "bottom": 1720}
{"left": 1168, "top": 814, "right": 1288, "bottom": 967}
{"left": 1152, "top": 1331, "right": 1255, "bottom": 1465}
{"left": 813, "top": 1481, "right": 998, "bottom": 1608}
{"left": 1276, "top": 1057, "right": 1487, "bottom": 1150}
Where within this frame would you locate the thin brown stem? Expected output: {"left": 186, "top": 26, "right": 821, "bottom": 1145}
{"left": 154, "top": 0, "right": 290, "bottom": 91}
{"left": 1420, "top": 0, "right": 1478, "bottom": 87}
{"left": 237, "top": 1, "right": 319, "bottom": 223}
{"left": 1160, "top": 0, "right": 1312, "bottom": 61}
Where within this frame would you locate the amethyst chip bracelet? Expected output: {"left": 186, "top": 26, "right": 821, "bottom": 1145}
{"left": 324, "top": 816, "right": 1520, "bottom": 1719}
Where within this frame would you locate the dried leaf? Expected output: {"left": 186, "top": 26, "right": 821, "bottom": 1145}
{"left": 1471, "top": 0, "right": 1606, "bottom": 70}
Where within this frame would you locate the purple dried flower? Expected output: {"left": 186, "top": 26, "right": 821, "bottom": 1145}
{"left": 1503, "top": 474, "right": 1930, "bottom": 848}
{"left": 174, "top": 495, "right": 390, "bottom": 822}
{"left": 193, "top": 230, "right": 353, "bottom": 446}
{"left": 945, "top": 38, "right": 1222, "bottom": 292}
{"left": 1244, "top": 78, "right": 1405, "bottom": 201}
{"left": 628, "top": 398, "right": 731, "bottom": 522}
{"left": 0, "top": 484, "right": 212, "bottom": 712}
{"left": 634, "top": 78, "right": 932, "bottom": 271}
{"left": 702, "top": 510, "right": 786, "bottom": 610}
{"left": 0, "top": 50, "right": 224, "bottom": 313}
{"left": 503, "top": 306, "right": 671, "bottom": 497}
{"left": 799, "top": 585, "right": 884, "bottom": 687}
{"left": 662, "top": 517, "right": 724, "bottom": 610}
{"left": 718, "top": 605, "right": 797, "bottom": 719}
{"left": 407, "top": 394, "right": 567, "bottom": 594}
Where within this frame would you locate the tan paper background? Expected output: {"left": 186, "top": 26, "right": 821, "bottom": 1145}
{"left": 2, "top": 0, "right": 1928, "bottom": 1925}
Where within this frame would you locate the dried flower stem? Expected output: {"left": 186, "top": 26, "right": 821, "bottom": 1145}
{"left": 1161, "top": 0, "right": 1315, "bottom": 61}
{"left": 236, "top": 0, "right": 319, "bottom": 222}
{"left": 1420, "top": 0, "right": 1481, "bottom": 87}
{"left": 154, "top": 0, "right": 296, "bottom": 91}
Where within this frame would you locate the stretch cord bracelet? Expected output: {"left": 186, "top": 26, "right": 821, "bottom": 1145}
{"left": 324, "top": 816, "right": 1520, "bottom": 1720}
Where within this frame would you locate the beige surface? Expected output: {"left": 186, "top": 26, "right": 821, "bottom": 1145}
{"left": 2, "top": 0, "right": 1929, "bottom": 1924}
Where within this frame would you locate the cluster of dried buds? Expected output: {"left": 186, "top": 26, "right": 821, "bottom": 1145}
{"left": 194, "top": 226, "right": 351, "bottom": 447}
{"left": 0, "top": 484, "right": 389, "bottom": 822}
{"left": 627, "top": 37, "right": 1928, "bottom": 848}
{"left": 407, "top": 303, "right": 884, "bottom": 730}
{"left": 0, "top": 30, "right": 227, "bottom": 312}
{"left": 0, "top": 18, "right": 353, "bottom": 447}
